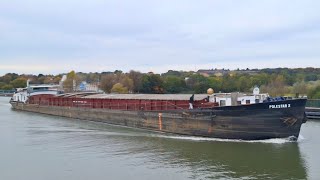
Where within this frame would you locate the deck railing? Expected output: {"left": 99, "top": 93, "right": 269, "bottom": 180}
{"left": 0, "top": 90, "right": 15, "bottom": 96}
{"left": 0, "top": 90, "right": 15, "bottom": 93}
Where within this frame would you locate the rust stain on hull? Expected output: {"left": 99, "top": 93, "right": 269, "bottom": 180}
{"left": 158, "top": 113, "right": 162, "bottom": 131}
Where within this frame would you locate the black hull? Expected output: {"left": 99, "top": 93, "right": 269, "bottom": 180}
{"left": 180, "top": 99, "right": 307, "bottom": 140}
{"left": 10, "top": 99, "right": 307, "bottom": 140}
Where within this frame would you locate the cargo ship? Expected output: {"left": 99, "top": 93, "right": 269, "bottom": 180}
{"left": 10, "top": 85, "right": 307, "bottom": 140}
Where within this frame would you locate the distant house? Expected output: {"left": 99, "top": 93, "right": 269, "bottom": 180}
{"left": 197, "top": 69, "right": 229, "bottom": 77}
{"left": 198, "top": 68, "right": 258, "bottom": 76}
{"left": 76, "top": 81, "right": 100, "bottom": 92}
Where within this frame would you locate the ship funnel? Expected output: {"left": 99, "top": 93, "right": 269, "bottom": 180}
{"left": 27, "top": 79, "right": 30, "bottom": 87}
{"left": 59, "top": 75, "right": 67, "bottom": 91}
{"left": 60, "top": 75, "right": 67, "bottom": 82}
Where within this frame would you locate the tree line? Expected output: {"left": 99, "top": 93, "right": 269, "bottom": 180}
{"left": 1, "top": 68, "right": 320, "bottom": 98}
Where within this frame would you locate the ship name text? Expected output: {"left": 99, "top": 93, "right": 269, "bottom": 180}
{"left": 269, "top": 104, "right": 291, "bottom": 109}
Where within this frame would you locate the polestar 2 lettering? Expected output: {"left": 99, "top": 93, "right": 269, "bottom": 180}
{"left": 269, "top": 104, "right": 291, "bottom": 109}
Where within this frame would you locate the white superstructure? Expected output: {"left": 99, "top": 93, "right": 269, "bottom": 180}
{"left": 11, "top": 84, "right": 60, "bottom": 103}
{"left": 209, "top": 92, "right": 269, "bottom": 106}
{"left": 208, "top": 87, "right": 269, "bottom": 106}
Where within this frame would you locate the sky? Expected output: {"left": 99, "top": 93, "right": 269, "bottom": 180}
{"left": 0, "top": 0, "right": 320, "bottom": 75}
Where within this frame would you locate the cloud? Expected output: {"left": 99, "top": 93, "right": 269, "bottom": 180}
{"left": 0, "top": 0, "right": 320, "bottom": 75}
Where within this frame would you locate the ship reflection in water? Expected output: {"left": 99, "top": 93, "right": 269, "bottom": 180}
{"left": 0, "top": 97, "right": 315, "bottom": 180}
{"left": 145, "top": 137, "right": 307, "bottom": 179}
{"left": 23, "top": 118, "right": 308, "bottom": 180}
{"left": 98, "top": 132, "right": 308, "bottom": 180}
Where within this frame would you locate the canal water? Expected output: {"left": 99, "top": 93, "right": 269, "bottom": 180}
{"left": 0, "top": 97, "right": 319, "bottom": 180}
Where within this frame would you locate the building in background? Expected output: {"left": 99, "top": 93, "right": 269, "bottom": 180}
{"left": 77, "top": 81, "right": 100, "bottom": 92}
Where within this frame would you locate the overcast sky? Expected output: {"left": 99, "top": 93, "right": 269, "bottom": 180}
{"left": 1, "top": 0, "right": 320, "bottom": 75}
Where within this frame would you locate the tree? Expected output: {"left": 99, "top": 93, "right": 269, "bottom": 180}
{"left": 114, "top": 70, "right": 123, "bottom": 74}
{"left": 37, "top": 76, "right": 46, "bottom": 84}
{"left": 53, "top": 76, "right": 62, "bottom": 84}
{"left": 43, "top": 76, "right": 54, "bottom": 84}
{"left": 128, "top": 70, "right": 143, "bottom": 93}
{"left": 140, "top": 74, "right": 164, "bottom": 93}
{"left": 219, "top": 74, "right": 238, "bottom": 92}
{"left": 260, "top": 75, "right": 289, "bottom": 96}
{"left": 1, "top": 84, "right": 13, "bottom": 90}
{"left": 10, "top": 78, "right": 27, "bottom": 88}
{"left": 0, "top": 73, "right": 19, "bottom": 84}
{"left": 162, "top": 70, "right": 182, "bottom": 77}
{"left": 249, "top": 73, "right": 269, "bottom": 87}
{"left": 238, "top": 75, "right": 250, "bottom": 92}
{"left": 0, "top": 82, "right": 6, "bottom": 89}
{"left": 163, "top": 76, "right": 186, "bottom": 93}
{"left": 119, "top": 76, "right": 134, "bottom": 93}
{"left": 63, "top": 70, "right": 78, "bottom": 92}
{"left": 86, "top": 73, "right": 100, "bottom": 83}
{"left": 111, "top": 83, "right": 128, "bottom": 93}
{"left": 186, "top": 74, "right": 210, "bottom": 93}
{"left": 307, "top": 84, "right": 320, "bottom": 99}
{"left": 305, "top": 74, "right": 318, "bottom": 81}
{"left": 207, "top": 77, "right": 222, "bottom": 92}
{"left": 292, "top": 81, "right": 307, "bottom": 96}
{"left": 100, "top": 74, "right": 116, "bottom": 93}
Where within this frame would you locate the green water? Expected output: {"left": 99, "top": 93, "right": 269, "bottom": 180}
{"left": 0, "top": 97, "right": 319, "bottom": 180}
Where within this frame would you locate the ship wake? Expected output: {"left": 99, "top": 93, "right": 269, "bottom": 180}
{"left": 151, "top": 134, "right": 305, "bottom": 144}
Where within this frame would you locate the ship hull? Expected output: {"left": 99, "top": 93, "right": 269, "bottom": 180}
{"left": 10, "top": 99, "right": 307, "bottom": 140}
